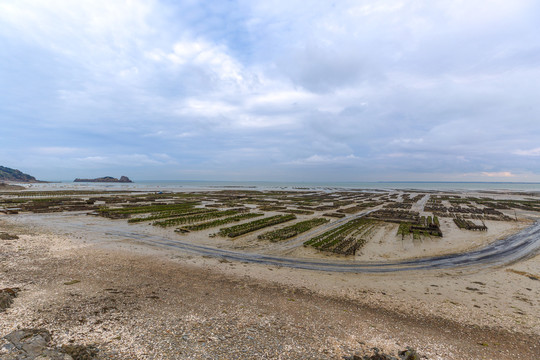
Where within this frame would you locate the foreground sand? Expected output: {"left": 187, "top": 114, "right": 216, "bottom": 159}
{"left": 1, "top": 218, "right": 539, "bottom": 359}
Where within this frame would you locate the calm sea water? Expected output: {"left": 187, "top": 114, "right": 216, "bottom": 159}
{"left": 20, "top": 180, "right": 540, "bottom": 193}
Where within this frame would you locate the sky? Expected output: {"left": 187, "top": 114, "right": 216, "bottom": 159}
{"left": 1, "top": 0, "right": 539, "bottom": 182}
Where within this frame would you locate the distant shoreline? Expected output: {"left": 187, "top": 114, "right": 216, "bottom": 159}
{"left": 36, "top": 179, "right": 540, "bottom": 185}
{"left": 13, "top": 180, "right": 540, "bottom": 193}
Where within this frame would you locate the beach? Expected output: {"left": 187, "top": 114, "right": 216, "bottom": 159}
{"left": 1, "top": 186, "right": 539, "bottom": 359}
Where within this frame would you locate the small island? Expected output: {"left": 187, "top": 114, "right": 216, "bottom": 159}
{"left": 74, "top": 176, "right": 133, "bottom": 183}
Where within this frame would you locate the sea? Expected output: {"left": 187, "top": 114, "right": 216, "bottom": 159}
{"left": 18, "top": 180, "right": 540, "bottom": 193}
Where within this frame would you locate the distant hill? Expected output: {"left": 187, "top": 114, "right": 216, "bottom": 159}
{"left": 74, "top": 176, "right": 133, "bottom": 183}
{"left": 0, "top": 166, "right": 39, "bottom": 183}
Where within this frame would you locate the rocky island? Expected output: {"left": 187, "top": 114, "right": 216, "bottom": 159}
{"left": 74, "top": 176, "right": 132, "bottom": 183}
{"left": 73, "top": 176, "right": 133, "bottom": 183}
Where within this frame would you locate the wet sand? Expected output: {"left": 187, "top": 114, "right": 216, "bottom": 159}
{"left": 1, "top": 188, "right": 540, "bottom": 359}
{"left": 1, "top": 214, "right": 539, "bottom": 359}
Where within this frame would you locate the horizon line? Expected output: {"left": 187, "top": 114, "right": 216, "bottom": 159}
{"left": 47, "top": 179, "right": 540, "bottom": 184}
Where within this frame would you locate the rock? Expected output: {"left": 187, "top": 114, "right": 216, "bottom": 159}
{"left": 0, "top": 288, "right": 19, "bottom": 312}
{"left": 3, "top": 328, "right": 53, "bottom": 357}
{"left": 63, "top": 280, "right": 81, "bottom": 286}
{"left": 61, "top": 344, "right": 99, "bottom": 360}
{"left": 0, "top": 232, "right": 19, "bottom": 240}
{"left": 0, "top": 182, "right": 25, "bottom": 190}
{"left": 2, "top": 329, "right": 98, "bottom": 360}
{"left": 398, "top": 347, "right": 420, "bottom": 360}
{"left": 370, "top": 349, "right": 398, "bottom": 360}
{"left": 344, "top": 347, "right": 422, "bottom": 360}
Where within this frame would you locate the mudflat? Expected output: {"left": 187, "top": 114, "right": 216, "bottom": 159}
{"left": 1, "top": 188, "right": 539, "bottom": 359}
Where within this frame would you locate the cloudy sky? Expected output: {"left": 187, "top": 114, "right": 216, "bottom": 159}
{"left": 1, "top": 0, "right": 539, "bottom": 182}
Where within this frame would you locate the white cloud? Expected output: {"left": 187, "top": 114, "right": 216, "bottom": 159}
{"left": 144, "top": 131, "right": 199, "bottom": 139}
{"left": 347, "top": 2, "right": 405, "bottom": 17}
{"left": 174, "top": 98, "right": 237, "bottom": 117}
{"left": 481, "top": 171, "right": 515, "bottom": 178}
{"left": 246, "top": 90, "right": 316, "bottom": 109}
{"left": 164, "top": 40, "right": 247, "bottom": 85}
{"left": 514, "top": 148, "right": 540, "bottom": 156}
{"left": 287, "top": 154, "right": 360, "bottom": 165}
{"left": 35, "top": 147, "right": 82, "bottom": 155}
{"left": 0, "top": 0, "right": 155, "bottom": 57}
{"left": 390, "top": 138, "right": 425, "bottom": 146}
{"left": 74, "top": 153, "right": 177, "bottom": 167}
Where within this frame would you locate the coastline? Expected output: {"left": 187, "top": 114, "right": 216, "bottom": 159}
{"left": 13, "top": 180, "right": 540, "bottom": 194}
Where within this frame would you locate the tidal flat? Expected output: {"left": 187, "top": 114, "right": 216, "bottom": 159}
{"left": 1, "top": 187, "right": 539, "bottom": 359}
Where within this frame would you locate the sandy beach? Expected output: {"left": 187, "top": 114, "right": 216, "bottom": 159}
{"left": 1, "top": 188, "right": 539, "bottom": 359}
